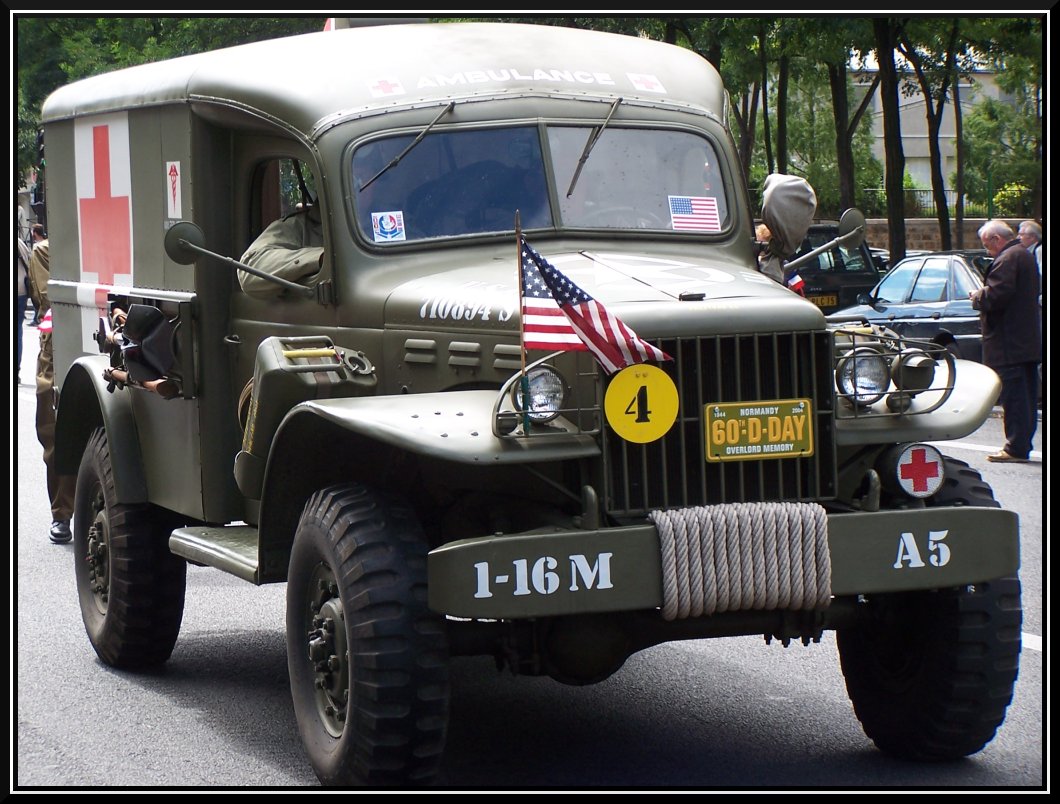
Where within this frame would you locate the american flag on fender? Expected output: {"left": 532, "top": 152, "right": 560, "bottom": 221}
{"left": 520, "top": 237, "right": 671, "bottom": 374}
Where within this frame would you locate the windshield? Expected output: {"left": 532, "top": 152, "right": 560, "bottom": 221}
{"left": 351, "top": 124, "right": 728, "bottom": 244}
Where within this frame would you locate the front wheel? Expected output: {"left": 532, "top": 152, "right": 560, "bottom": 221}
{"left": 836, "top": 457, "right": 1021, "bottom": 760}
{"left": 73, "top": 427, "right": 187, "bottom": 668}
{"left": 287, "top": 484, "right": 450, "bottom": 786}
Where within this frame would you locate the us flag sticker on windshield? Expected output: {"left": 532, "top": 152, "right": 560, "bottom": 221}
{"left": 668, "top": 195, "right": 721, "bottom": 232}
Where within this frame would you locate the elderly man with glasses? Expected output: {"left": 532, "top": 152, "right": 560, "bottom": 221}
{"left": 969, "top": 220, "right": 1041, "bottom": 463}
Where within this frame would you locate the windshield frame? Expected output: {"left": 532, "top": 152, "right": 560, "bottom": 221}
{"left": 344, "top": 117, "right": 734, "bottom": 250}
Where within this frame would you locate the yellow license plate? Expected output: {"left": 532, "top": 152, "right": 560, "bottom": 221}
{"left": 808, "top": 294, "right": 838, "bottom": 308}
{"left": 705, "top": 398, "right": 814, "bottom": 462}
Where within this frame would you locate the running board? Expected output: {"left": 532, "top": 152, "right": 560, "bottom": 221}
{"left": 170, "top": 525, "right": 260, "bottom": 584}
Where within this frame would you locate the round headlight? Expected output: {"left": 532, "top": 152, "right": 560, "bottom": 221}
{"left": 512, "top": 365, "right": 567, "bottom": 423}
{"left": 836, "top": 347, "right": 890, "bottom": 406}
{"left": 891, "top": 348, "right": 937, "bottom": 395}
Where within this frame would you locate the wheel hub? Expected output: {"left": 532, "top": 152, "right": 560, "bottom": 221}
{"left": 85, "top": 489, "right": 110, "bottom": 614}
{"left": 306, "top": 567, "right": 349, "bottom": 738}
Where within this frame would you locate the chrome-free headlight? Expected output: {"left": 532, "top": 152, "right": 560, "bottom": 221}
{"left": 891, "top": 348, "right": 937, "bottom": 396}
{"left": 512, "top": 365, "right": 568, "bottom": 423}
{"left": 836, "top": 347, "right": 890, "bottom": 406}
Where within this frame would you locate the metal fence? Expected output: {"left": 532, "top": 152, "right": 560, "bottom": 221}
{"left": 861, "top": 189, "right": 990, "bottom": 219}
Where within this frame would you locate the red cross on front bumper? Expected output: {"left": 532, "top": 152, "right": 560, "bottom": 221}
{"left": 900, "top": 448, "right": 941, "bottom": 493}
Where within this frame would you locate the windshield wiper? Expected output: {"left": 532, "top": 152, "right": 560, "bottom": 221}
{"left": 360, "top": 101, "right": 456, "bottom": 192}
{"left": 565, "top": 96, "right": 622, "bottom": 198}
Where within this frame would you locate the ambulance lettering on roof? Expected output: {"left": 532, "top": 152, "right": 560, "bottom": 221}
{"left": 75, "top": 112, "right": 133, "bottom": 351}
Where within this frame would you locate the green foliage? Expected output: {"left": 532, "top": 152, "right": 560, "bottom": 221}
{"left": 15, "top": 14, "right": 1043, "bottom": 221}
{"left": 992, "top": 183, "right": 1032, "bottom": 217}
{"left": 15, "top": 16, "right": 328, "bottom": 186}
{"left": 748, "top": 60, "right": 880, "bottom": 219}
{"left": 958, "top": 94, "right": 1040, "bottom": 208}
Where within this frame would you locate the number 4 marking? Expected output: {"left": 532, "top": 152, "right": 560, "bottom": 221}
{"left": 625, "top": 385, "right": 652, "bottom": 423}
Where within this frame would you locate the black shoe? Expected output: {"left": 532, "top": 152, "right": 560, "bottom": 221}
{"left": 49, "top": 520, "right": 72, "bottom": 544}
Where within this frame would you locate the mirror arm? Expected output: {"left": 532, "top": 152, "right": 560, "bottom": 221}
{"left": 783, "top": 227, "right": 864, "bottom": 272}
{"left": 172, "top": 235, "right": 317, "bottom": 299}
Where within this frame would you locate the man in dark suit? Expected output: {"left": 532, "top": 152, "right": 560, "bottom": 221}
{"left": 971, "top": 220, "right": 1041, "bottom": 462}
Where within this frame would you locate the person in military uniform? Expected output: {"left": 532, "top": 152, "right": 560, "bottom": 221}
{"left": 27, "top": 224, "right": 76, "bottom": 543}
{"left": 238, "top": 204, "right": 324, "bottom": 299}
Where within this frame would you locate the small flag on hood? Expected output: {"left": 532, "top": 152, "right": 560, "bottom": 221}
{"left": 786, "top": 272, "right": 806, "bottom": 295}
{"left": 520, "top": 237, "right": 671, "bottom": 374}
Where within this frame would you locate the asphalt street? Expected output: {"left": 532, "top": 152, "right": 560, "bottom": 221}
{"left": 11, "top": 314, "right": 1045, "bottom": 790}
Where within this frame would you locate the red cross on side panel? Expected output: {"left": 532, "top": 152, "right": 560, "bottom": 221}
{"left": 899, "top": 448, "right": 941, "bottom": 493}
{"left": 79, "top": 124, "right": 132, "bottom": 306}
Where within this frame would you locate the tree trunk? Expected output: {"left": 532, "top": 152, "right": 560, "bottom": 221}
{"left": 828, "top": 62, "right": 855, "bottom": 214}
{"left": 954, "top": 63, "right": 965, "bottom": 248}
{"left": 759, "top": 27, "right": 774, "bottom": 175}
{"left": 873, "top": 18, "right": 906, "bottom": 262}
{"left": 776, "top": 55, "right": 790, "bottom": 175}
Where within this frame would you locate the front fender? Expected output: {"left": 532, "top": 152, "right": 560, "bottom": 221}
{"left": 253, "top": 390, "right": 600, "bottom": 583}
{"left": 55, "top": 355, "right": 148, "bottom": 503}
{"left": 836, "top": 359, "right": 1000, "bottom": 445}
{"left": 293, "top": 390, "right": 601, "bottom": 465}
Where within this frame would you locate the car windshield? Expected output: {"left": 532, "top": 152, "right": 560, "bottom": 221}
{"left": 351, "top": 124, "right": 728, "bottom": 244}
{"left": 874, "top": 260, "right": 920, "bottom": 303}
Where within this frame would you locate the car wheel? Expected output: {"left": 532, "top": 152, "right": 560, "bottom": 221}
{"left": 73, "top": 427, "right": 187, "bottom": 669}
{"left": 287, "top": 484, "right": 450, "bottom": 786}
{"left": 836, "top": 458, "right": 1021, "bottom": 760}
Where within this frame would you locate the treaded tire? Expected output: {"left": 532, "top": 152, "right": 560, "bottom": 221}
{"left": 287, "top": 484, "right": 450, "bottom": 787}
{"left": 837, "top": 456, "right": 1021, "bottom": 760}
{"left": 73, "top": 427, "right": 187, "bottom": 668}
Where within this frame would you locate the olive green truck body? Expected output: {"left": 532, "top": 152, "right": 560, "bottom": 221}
{"left": 42, "top": 22, "right": 1020, "bottom": 786}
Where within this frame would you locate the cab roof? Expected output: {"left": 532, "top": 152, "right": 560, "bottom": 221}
{"left": 41, "top": 22, "right": 726, "bottom": 137}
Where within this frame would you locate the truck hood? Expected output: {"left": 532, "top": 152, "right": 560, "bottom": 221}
{"left": 386, "top": 247, "right": 822, "bottom": 334}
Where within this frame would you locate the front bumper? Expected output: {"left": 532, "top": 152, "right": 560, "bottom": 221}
{"left": 428, "top": 506, "right": 1019, "bottom": 619}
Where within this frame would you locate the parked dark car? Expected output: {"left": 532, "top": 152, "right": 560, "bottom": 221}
{"left": 828, "top": 250, "right": 988, "bottom": 363}
{"left": 788, "top": 223, "right": 882, "bottom": 314}
{"left": 867, "top": 247, "right": 934, "bottom": 274}
{"left": 947, "top": 248, "right": 994, "bottom": 278}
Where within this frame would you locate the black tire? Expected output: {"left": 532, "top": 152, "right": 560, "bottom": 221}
{"left": 837, "top": 457, "right": 1021, "bottom": 760}
{"left": 287, "top": 484, "right": 450, "bottom": 787}
{"left": 73, "top": 427, "right": 187, "bottom": 668}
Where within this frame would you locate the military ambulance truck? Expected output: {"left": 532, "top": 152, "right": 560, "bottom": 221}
{"left": 43, "top": 21, "right": 1021, "bottom": 786}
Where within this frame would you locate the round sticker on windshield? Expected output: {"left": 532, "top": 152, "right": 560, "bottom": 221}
{"left": 604, "top": 364, "right": 679, "bottom": 443}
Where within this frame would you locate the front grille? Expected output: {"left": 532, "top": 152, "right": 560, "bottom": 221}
{"left": 603, "top": 331, "right": 837, "bottom": 517}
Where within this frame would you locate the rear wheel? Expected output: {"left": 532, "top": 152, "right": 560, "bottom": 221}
{"left": 73, "top": 427, "right": 187, "bottom": 668}
{"left": 287, "top": 484, "right": 450, "bottom": 786}
{"left": 836, "top": 457, "right": 1021, "bottom": 760}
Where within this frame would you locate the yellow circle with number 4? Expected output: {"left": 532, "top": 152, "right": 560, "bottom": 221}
{"left": 604, "top": 364, "right": 679, "bottom": 443}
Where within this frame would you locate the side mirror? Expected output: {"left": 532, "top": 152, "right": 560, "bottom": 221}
{"left": 856, "top": 292, "right": 874, "bottom": 306}
{"left": 836, "top": 208, "right": 866, "bottom": 248}
{"left": 164, "top": 221, "right": 206, "bottom": 264}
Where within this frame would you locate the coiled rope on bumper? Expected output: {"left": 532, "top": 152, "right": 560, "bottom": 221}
{"left": 650, "top": 502, "right": 830, "bottom": 621}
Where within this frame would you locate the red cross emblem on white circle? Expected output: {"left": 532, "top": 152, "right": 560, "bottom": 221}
{"left": 897, "top": 445, "right": 944, "bottom": 497}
